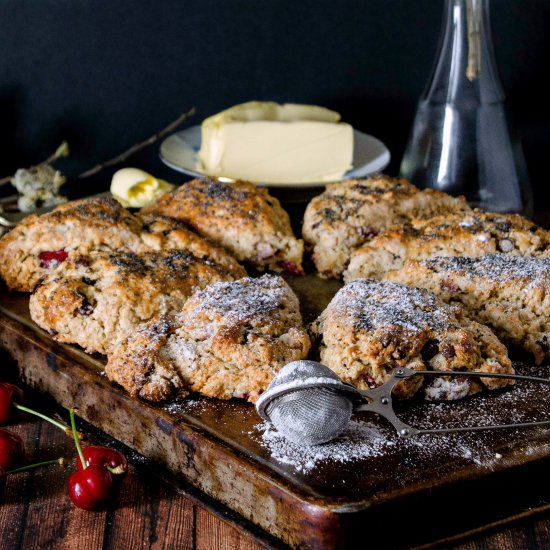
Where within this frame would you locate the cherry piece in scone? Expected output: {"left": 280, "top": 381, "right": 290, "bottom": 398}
{"left": 0, "top": 466, "right": 5, "bottom": 492}
{"left": 0, "top": 429, "right": 24, "bottom": 470}
{"left": 0, "top": 383, "right": 24, "bottom": 425}
{"left": 38, "top": 249, "right": 68, "bottom": 269}
{"left": 76, "top": 446, "right": 128, "bottom": 484}
{"left": 68, "top": 464, "right": 114, "bottom": 511}
{"left": 278, "top": 261, "right": 305, "bottom": 276}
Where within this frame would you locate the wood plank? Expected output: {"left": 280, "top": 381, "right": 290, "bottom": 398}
{"left": 195, "top": 506, "right": 266, "bottom": 550}
{"left": 0, "top": 404, "right": 260, "bottom": 550}
{"left": 7, "top": 379, "right": 550, "bottom": 548}
{"left": 17, "top": 420, "right": 108, "bottom": 550}
{"left": 0, "top": 420, "right": 41, "bottom": 549}
{"left": 103, "top": 471, "right": 194, "bottom": 550}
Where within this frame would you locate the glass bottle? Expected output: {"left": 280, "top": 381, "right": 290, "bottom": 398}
{"left": 400, "top": 0, "right": 532, "bottom": 215}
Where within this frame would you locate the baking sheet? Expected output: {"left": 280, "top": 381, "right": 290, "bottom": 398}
{"left": 3, "top": 276, "right": 550, "bottom": 548}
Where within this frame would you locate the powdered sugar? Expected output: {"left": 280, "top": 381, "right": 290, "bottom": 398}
{"left": 327, "top": 279, "right": 456, "bottom": 333}
{"left": 188, "top": 274, "right": 294, "bottom": 322}
{"left": 254, "top": 362, "right": 550, "bottom": 473}
{"left": 423, "top": 254, "right": 550, "bottom": 285}
{"left": 254, "top": 418, "right": 502, "bottom": 473}
{"left": 424, "top": 376, "right": 471, "bottom": 401}
{"left": 257, "top": 420, "right": 395, "bottom": 472}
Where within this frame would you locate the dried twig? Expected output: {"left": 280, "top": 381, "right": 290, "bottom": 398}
{"left": 0, "top": 142, "right": 69, "bottom": 186}
{"left": 0, "top": 107, "right": 196, "bottom": 187}
{"left": 77, "top": 106, "right": 196, "bottom": 179}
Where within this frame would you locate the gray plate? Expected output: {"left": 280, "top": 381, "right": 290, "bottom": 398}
{"left": 159, "top": 124, "right": 391, "bottom": 192}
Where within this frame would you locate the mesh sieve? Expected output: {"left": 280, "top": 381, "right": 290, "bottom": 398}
{"left": 256, "top": 360, "right": 361, "bottom": 446}
{"left": 264, "top": 387, "right": 353, "bottom": 445}
{"left": 256, "top": 362, "right": 550, "bottom": 447}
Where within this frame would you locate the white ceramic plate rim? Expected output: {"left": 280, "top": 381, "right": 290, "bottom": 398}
{"left": 159, "top": 124, "right": 390, "bottom": 188}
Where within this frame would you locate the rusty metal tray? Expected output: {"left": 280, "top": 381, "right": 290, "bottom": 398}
{"left": 3, "top": 276, "right": 550, "bottom": 548}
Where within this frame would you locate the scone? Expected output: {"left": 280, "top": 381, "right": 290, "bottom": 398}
{"left": 0, "top": 196, "right": 244, "bottom": 292}
{"left": 310, "top": 280, "right": 513, "bottom": 400}
{"left": 344, "top": 211, "right": 550, "bottom": 282}
{"left": 302, "top": 175, "right": 471, "bottom": 278}
{"left": 388, "top": 255, "right": 550, "bottom": 364}
{"left": 0, "top": 197, "right": 145, "bottom": 292}
{"left": 141, "top": 177, "right": 304, "bottom": 273}
{"left": 29, "top": 249, "right": 244, "bottom": 355}
{"left": 106, "top": 275, "right": 311, "bottom": 402}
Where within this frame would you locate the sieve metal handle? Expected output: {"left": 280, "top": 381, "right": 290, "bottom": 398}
{"left": 355, "top": 368, "right": 550, "bottom": 438}
{"left": 354, "top": 370, "right": 420, "bottom": 437}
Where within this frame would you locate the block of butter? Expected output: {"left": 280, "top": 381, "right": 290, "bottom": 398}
{"left": 198, "top": 101, "right": 353, "bottom": 184}
{"left": 110, "top": 168, "right": 174, "bottom": 208}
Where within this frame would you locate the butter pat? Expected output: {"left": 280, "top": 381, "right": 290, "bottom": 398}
{"left": 110, "top": 168, "right": 174, "bottom": 208}
{"left": 198, "top": 102, "right": 353, "bottom": 184}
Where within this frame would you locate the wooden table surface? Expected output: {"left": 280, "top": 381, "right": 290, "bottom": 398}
{"left": 2, "top": 401, "right": 550, "bottom": 550}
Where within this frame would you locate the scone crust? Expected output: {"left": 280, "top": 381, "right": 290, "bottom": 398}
{"left": 344, "top": 210, "right": 550, "bottom": 282}
{"left": 106, "top": 275, "right": 311, "bottom": 402}
{"left": 29, "top": 250, "right": 241, "bottom": 355}
{"left": 310, "top": 279, "right": 513, "bottom": 399}
{"left": 139, "top": 213, "right": 245, "bottom": 275}
{"left": 141, "top": 178, "right": 304, "bottom": 273}
{"left": 0, "top": 196, "right": 245, "bottom": 292}
{"left": 389, "top": 255, "right": 550, "bottom": 364}
{"left": 302, "top": 175, "right": 471, "bottom": 278}
{"left": 0, "top": 197, "right": 146, "bottom": 291}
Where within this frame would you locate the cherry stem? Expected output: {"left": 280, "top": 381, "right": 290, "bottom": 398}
{"left": 106, "top": 464, "right": 125, "bottom": 475}
{"left": 70, "top": 408, "right": 86, "bottom": 470}
{"left": 6, "top": 457, "right": 65, "bottom": 475}
{"left": 14, "top": 402, "right": 78, "bottom": 437}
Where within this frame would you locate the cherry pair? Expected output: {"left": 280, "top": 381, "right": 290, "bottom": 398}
{"left": 0, "top": 380, "right": 127, "bottom": 510}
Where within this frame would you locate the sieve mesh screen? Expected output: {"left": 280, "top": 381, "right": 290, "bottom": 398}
{"left": 265, "top": 387, "right": 353, "bottom": 446}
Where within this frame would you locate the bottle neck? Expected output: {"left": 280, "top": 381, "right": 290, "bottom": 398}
{"left": 424, "top": 0, "right": 505, "bottom": 105}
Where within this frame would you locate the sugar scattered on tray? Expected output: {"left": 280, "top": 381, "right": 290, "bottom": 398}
{"left": 254, "top": 361, "right": 550, "bottom": 474}
{"left": 255, "top": 419, "right": 503, "bottom": 473}
{"left": 257, "top": 420, "right": 393, "bottom": 473}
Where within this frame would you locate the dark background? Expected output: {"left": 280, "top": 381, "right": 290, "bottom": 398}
{"left": 1, "top": 0, "right": 549, "bottom": 205}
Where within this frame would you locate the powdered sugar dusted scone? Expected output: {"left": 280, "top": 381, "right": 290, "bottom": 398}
{"left": 302, "top": 175, "right": 471, "bottom": 278}
{"left": 388, "top": 255, "right": 550, "bottom": 364}
{"left": 141, "top": 178, "right": 304, "bottom": 274}
{"left": 344, "top": 211, "right": 550, "bottom": 282}
{"left": 310, "top": 280, "right": 513, "bottom": 400}
{"left": 106, "top": 275, "right": 310, "bottom": 402}
{"left": 0, "top": 196, "right": 145, "bottom": 292}
{"left": 29, "top": 250, "right": 242, "bottom": 355}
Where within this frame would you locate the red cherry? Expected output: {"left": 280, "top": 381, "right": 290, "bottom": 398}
{"left": 68, "top": 464, "right": 114, "bottom": 511}
{"left": 0, "top": 383, "right": 24, "bottom": 425}
{"left": 0, "top": 429, "right": 24, "bottom": 470}
{"left": 38, "top": 249, "right": 68, "bottom": 269}
{"left": 76, "top": 446, "right": 127, "bottom": 484}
